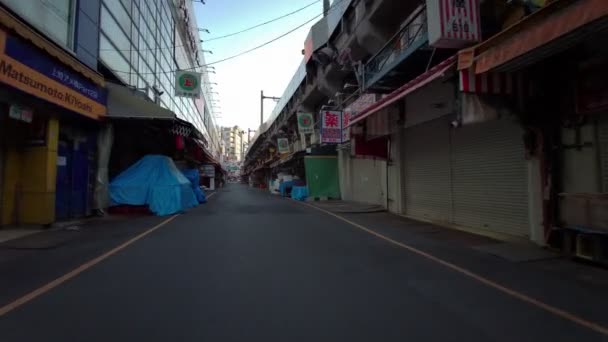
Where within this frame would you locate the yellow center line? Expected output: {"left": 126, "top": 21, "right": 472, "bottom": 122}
{"left": 297, "top": 200, "right": 608, "bottom": 337}
{"left": 0, "top": 191, "right": 221, "bottom": 317}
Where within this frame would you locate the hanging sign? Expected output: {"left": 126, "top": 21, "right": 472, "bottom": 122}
{"left": 297, "top": 112, "right": 314, "bottom": 134}
{"left": 175, "top": 70, "right": 201, "bottom": 98}
{"left": 341, "top": 111, "right": 351, "bottom": 142}
{"left": 201, "top": 164, "right": 215, "bottom": 177}
{"left": 321, "top": 110, "right": 342, "bottom": 144}
{"left": 426, "top": 0, "right": 480, "bottom": 49}
{"left": 277, "top": 138, "right": 290, "bottom": 154}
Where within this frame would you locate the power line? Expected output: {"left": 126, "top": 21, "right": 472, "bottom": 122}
{"left": 100, "top": 0, "right": 320, "bottom": 53}
{"left": 111, "top": 0, "right": 348, "bottom": 75}
{"left": 203, "top": 0, "right": 320, "bottom": 42}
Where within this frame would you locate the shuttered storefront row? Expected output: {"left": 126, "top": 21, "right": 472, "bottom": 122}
{"left": 403, "top": 116, "right": 453, "bottom": 223}
{"left": 402, "top": 116, "right": 530, "bottom": 238}
{"left": 451, "top": 119, "right": 530, "bottom": 237}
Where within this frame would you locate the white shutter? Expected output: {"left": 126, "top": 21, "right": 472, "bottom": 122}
{"left": 451, "top": 118, "right": 529, "bottom": 237}
{"left": 403, "top": 117, "right": 453, "bottom": 223}
{"left": 351, "top": 157, "right": 387, "bottom": 206}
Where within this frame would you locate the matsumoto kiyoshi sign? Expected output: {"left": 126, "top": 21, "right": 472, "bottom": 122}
{"left": 175, "top": 70, "right": 201, "bottom": 98}
{"left": 0, "top": 29, "right": 107, "bottom": 119}
{"left": 297, "top": 112, "right": 314, "bottom": 134}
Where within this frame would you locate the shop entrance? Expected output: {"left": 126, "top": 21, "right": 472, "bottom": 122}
{"left": 55, "top": 134, "right": 94, "bottom": 221}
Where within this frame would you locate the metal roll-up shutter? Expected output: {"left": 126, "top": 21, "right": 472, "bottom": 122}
{"left": 403, "top": 116, "right": 452, "bottom": 223}
{"left": 387, "top": 130, "right": 403, "bottom": 213}
{"left": 451, "top": 118, "right": 529, "bottom": 237}
{"left": 599, "top": 116, "right": 608, "bottom": 193}
{"left": 352, "top": 157, "right": 386, "bottom": 206}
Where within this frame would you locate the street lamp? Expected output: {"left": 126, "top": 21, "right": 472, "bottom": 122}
{"left": 201, "top": 49, "right": 213, "bottom": 54}
{"left": 198, "top": 28, "right": 210, "bottom": 33}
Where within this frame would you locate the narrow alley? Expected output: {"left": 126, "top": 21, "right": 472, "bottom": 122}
{"left": 0, "top": 185, "right": 607, "bottom": 342}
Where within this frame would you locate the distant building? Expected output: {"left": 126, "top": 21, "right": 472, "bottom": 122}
{"left": 221, "top": 126, "right": 244, "bottom": 162}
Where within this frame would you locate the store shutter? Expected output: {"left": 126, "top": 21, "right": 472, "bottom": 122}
{"left": 403, "top": 117, "right": 452, "bottom": 223}
{"left": 352, "top": 157, "right": 387, "bottom": 206}
{"left": 387, "top": 130, "right": 403, "bottom": 213}
{"left": 451, "top": 118, "right": 529, "bottom": 237}
{"left": 599, "top": 116, "right": 608, "bottom": 193}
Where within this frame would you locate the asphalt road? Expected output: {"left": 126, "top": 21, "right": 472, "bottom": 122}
{"left": 0, "top": 184, "right": 606, "bottom": 341}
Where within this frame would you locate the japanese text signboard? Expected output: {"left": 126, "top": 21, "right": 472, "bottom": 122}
{"left": 0, "top": 29, "right": 107, "bottom": 119}
{"left": 175, "top": 70, "right": 201, "bottom": 98}
{"left": 297, "top": 112, "right": 314, "bottom": 134}
{"left": 341, "top": 111, "right": 351, "bottom": 142}
{"left": 321, "top": 110, "right": 343, "bottom": 144}
{"left": 426, "top": 0, "right": 480, "bottom": 49}
{"left": 277, "top": 138, "right": 290, "bottom": 154}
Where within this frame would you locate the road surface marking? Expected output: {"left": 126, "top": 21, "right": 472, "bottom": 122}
{"left": 0, "top": 214, "right": 182, "bottom": 317}
{"left": 299, "top": 201, "right": 608, "bottom": 336}
{"left": 0, "top": 191, "right": 222, "bottom": 317}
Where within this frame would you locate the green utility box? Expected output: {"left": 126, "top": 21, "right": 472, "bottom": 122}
{"left": 304, "top": 156, "right": 340, "bottom": 199}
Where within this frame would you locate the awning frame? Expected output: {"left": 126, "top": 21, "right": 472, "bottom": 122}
{"left": 348, "top": 55, "right": 457, "bottom": 127}
{"left": 458, "top": 0, "right": 608, "bottom": 74}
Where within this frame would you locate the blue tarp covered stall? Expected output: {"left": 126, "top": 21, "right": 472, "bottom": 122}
{"left": 109, "top": 155, "right": 199, "bottom": 216}
{"left": 181, "top": 168, "right": 207, "bottom": 204}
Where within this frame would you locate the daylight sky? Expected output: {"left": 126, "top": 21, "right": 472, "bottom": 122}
{"left": 194, "top": 0, "right": 324, "bottom": 135}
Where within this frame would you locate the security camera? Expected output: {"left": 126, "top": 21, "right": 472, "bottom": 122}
{"left": 450, "top": 120, "right": 460, "bottom": 128}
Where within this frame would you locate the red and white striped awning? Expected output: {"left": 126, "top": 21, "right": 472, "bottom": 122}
{"left": 349, "top": 55, "right": 457, "bottom": 127}
{"left": 459, "top": 68, "right": 516, "bottom": 94}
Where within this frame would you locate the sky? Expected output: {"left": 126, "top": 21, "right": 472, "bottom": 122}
{"left": 193, "top": 0, "right": 324, "bottom": 135}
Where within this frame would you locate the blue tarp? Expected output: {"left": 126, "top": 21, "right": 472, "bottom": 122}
{"left": 279, "top": 180, "right": 294, "bottom": 197}
{"left": 291, "top": 186, "right": 309, "bottom": 201}
{"left": 181, "top": 168, "right": 207, "bottom": 204}
{"left": 109, "top": 155, "right": 199, "bottom": 216}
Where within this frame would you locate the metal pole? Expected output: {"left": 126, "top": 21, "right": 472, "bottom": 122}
{"left": 260, "top": 90, "right": 264, "bottom": 127}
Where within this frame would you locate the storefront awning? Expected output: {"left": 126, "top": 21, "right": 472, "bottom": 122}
{"left": 349, "top": 56, "right": 456, "bottom": 127}
{"left": 106, "top": 82, "right": 175, "bottom": 120}
{"left": 459, "top": 0, "right": 608, "bottom": 74}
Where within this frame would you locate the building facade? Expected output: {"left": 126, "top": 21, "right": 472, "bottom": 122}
{"left": 0, "top": 0, "right": 107, "bottom": 224}
{"left": 0, "top": 0, "right": 220, "bottom": 226}
{"left": 222, "top": 126, "right": 244, "bottom": 162}
{"left": 244, "top": 0, "right": 608, "bottom": 258}
{"left": 98, "top": 0, "right": 219, "bottom": 148}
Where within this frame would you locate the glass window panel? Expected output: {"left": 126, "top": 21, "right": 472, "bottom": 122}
{"left": 132, "top": 4, "right": 140, "bottom": 28}
{"left": 99, "top": 33, "right": 130, "bottom": 84}
{"left": 3, "top": 0, "right": 74, "bottom": 48}
{"left": 101, "top": 5, "right": 131, "bottom": 52}
{"left": 109, "top": 1, "right": 131, "bottom": 34}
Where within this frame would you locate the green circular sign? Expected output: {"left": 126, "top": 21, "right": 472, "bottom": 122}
{"left": 179, "top": 73, "right": 198, "bottom": 91}
{"left": 298, "top": 114, "right": 312, "bottom": 127}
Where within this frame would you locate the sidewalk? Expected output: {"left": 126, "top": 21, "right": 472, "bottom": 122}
{"left": 305, "top": 200, "right": 608, "bottom": 328}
